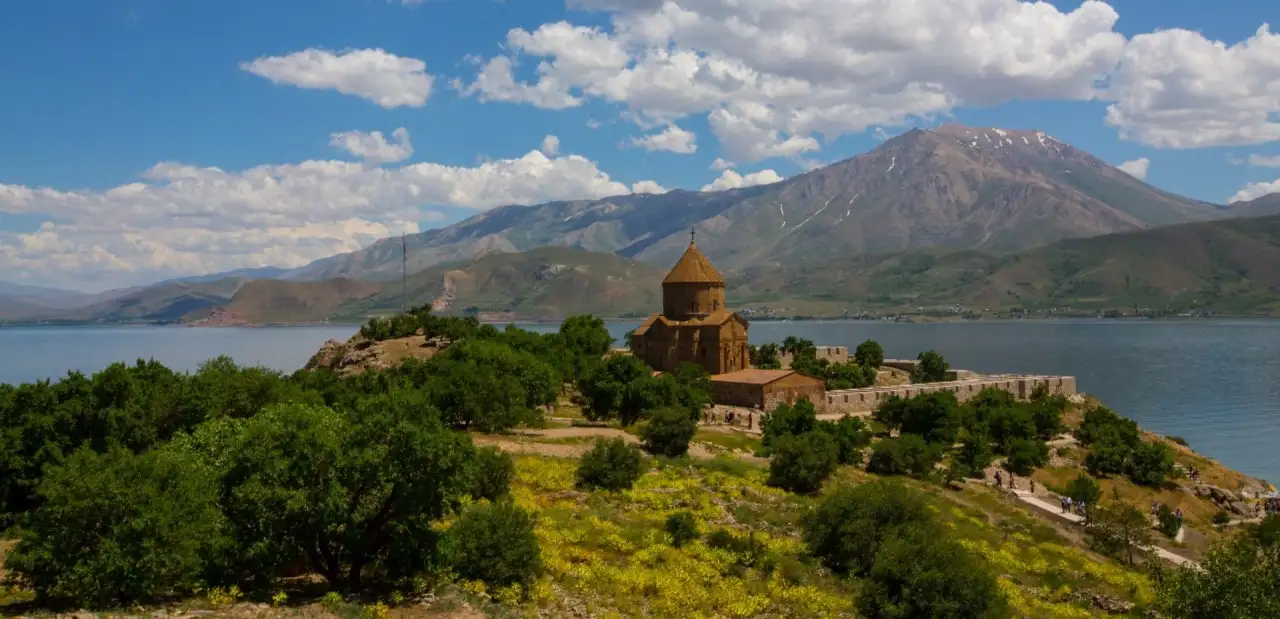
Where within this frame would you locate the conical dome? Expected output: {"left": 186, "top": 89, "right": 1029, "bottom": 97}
{"left": 663, "top": 241, "right": 724, "bottom": 285}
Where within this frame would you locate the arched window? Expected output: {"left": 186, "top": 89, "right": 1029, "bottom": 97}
{"left": 712, "top": 300, "right": 719, "bottom": 310}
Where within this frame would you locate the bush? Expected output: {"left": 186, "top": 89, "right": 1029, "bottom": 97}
{"left": 866, "top": 434, "right": 941, "bottom": 478}
{"left": 1212, "top": 510, "right": 1231, "bottom": 525}
{"left": 705, "top": 528, "right": 771, "bottom": 569}
{"left": 818, "top": 416, "right": 872, "bottom": 465}
{"left": 639, "top": 407, "right": 697, "bottom": 457}
{"left": 897, "top": 391, "right": 964, "bottom": 445}
{"left": 1085, "top": 442, "right": 1130, "bottom": 476}
{"left": 449, "top": 501, "right": 542, "bottom": 588}
{"left": 1002, "top": 438, "right": 1049, "bottom": 476}
{"left": 576, "top": 438, "right": 646, "bottom": 492}
{"left": 1156, "top": 504, "right": 1182, "bottom": 539}
{"left": 1168, "top": 435, "right": 1189, "bottom": 447}
{"left": 858, "top": 529, "right": 1009, "bottom": 619}
{"left": 801, "top": 481, "right": 936, "bottom": 576}
{"left": 767, "top": 431, "right": 839, "bottom": 494}
{"left": 6, "top": 447, "right": 229, "bottom": 607}
{"left": 1065, "top": 473, "right": 1103, "bottom": 509}
{"left": 761, "top": 399, "right": 818, "bottom": 450}
{"left": 664, "top": 511, "right": 699, "bottom": 548}
{"left": 913, "top": 350, "right": 950, "bottom": 383}
{"left": 955, "top": 432, "right": 995, "bottom": 476}
{"left": 471, "top": 446, "right": 515, "bottom": 501}
{"left": 1127, "top": 441, "right": 1175, "bottom": 487}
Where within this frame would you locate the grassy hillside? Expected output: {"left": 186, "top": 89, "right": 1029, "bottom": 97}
{"left": 337, "top": 246, "right": 666, "bottom": 320}
{"left": 212, "top": 278, "right": 380, "bottom": 323}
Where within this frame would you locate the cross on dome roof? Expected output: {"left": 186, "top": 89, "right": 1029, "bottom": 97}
{"left": 662, "top": 231, "right": 724, "bottom": 285}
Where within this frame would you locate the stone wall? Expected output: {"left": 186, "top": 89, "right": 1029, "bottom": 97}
{"left": 824, "top": 375, "right": 1078, "bottom": 414}
{"left": 779, "top": 345, "right": 848, "bottom": 368}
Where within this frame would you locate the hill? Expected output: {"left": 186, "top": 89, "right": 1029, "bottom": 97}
{"left": 284, "top": 123, "right": 1226, "bottom": 282}
{"left": 0, "top": 278, "right": 249, "bottom": 324}
{"left": 188, "top": 278, "right": 381, "bottom": 325}
{"left": 736, "top": 213, "right": 1280, "bottom": 314}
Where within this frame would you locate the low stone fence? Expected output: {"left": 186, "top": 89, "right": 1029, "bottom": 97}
{"left": 824, "top": 374, "right": 1078, "bottom": 414}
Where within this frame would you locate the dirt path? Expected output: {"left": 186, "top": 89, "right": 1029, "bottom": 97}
{"left": 476, "top": 427, "right": 767, "bottom": 463}
{"left": 1010, "top": 489, "right": 1197, "bottom": 567}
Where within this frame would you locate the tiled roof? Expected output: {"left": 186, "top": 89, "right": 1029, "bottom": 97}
{"left": 662, "top": 242, "right": 725, "bottom": 285}
{"left": 710, "top": 369, "right": 805, "bottom": 385}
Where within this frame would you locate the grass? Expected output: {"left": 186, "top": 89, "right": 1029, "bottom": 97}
{"left": 692, "top": 429, "right": 763, "bottom": 455}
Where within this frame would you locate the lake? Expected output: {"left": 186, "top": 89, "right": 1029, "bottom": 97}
{"left": 2, "top": 320, "right": 1278, "bottom": 484}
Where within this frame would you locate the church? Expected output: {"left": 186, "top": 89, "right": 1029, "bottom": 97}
{"left": 630, "top": 232, "right": 751, "bottom": 375}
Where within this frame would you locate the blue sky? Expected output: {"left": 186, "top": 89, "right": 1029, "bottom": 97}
{"left": 1, "top": 0, "right": 1278, "bottom": 290}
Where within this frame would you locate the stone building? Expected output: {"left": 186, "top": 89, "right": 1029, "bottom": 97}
{"left": 779, "top": 345, "right": 847, "bottom": 369}
{"left": 711, "top": 369, "right": 827, "bottom": 410}
{"left": 630, "top": 235, "right": 750, "bottom": 375}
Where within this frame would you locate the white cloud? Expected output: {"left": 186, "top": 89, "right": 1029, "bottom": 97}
{"left": 1116, "top": 157, "right": 1150, "bottom": 180}
{"left": 242, "top": 48, "right": 433, "bottom": 108}
{"left": 0, "top": 141, "right": 660, "bottom": 289}
{"left": 631, "top": 124, "right": 698, "bottom": 153}
{"left": 1230, "top": 178, "right": 1280, "bottom": 204}
{"left": 459, "top": 0, "right": 1127, "bottom": 162}
{"left": 631, "top": 180, "right": 668, "bottom": 194}
{"left": 1104, "top": 25, "right": 1280, "bottom": 148}
{"left": 329, "top": 127, "right": 414, "bottom": 164}
{"left": 1246, "top": 154, "right": 1280, "bottom": 168}
{"left": 710, "top": 157, "right": 733, "bottom": 170}
{"left": 541, "top": 134, "right": 561, "bottom": 156}
{"left": 700, "top": 168, "right": 784, "bottom": 191}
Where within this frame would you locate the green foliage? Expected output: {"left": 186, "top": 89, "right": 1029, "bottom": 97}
{"left": 471, "top": 446, "right": 515, "bottom": 501}
{"left": 1087, "top": 501, "right": 1152, "bottom": 565}
{"left": 1076, "top": 405, "right": 1173, "bottom": 486}
{"left": 1126, "top": 441, "right": 1175, "bottom": 487}
{"left": 854, "top": 339, "right": 885, "bottom": 368}
{"left": 749, "top": 343, "right": 782, "bottom": 369}
{"left": 1168, "top": 435, "right": 1189, "bottom": 447}
{"left": 619, "top": 364, "right": 711, "bottom": 426}
{"left": 418, "top": 339, "right": 557, "bottom": 432}
{"left": 1076, "top": 405, "right": 1140, "bottom": 448}
{"left": 359, "top": 313, "right": 421, "bottom": 341}
{"left": 761, "top": 398, "right": 818, "bottom": 451}
{"left": 1212, "top": 510, "right": 1231, "bottom": 525}
{"left": 639, "top": 407, "right": 698, "bottom": 457}
{"left": 1155, "top": 518, "right": 1280, "bottom": 618}
{"left": 818, "top": 416, "right": 872, "bottom": 465}
{"left": 767, "top": 431, "right": 839, "bottom": 494}
{"left": 780, "top": 336, "right": 817, "bottom": 358}
{"left": 448, "top": 500, "right": 542, "bottom": 588}
{"left": 576, "top": 438, "right": 646, "bottom": 492}
{"left": 1065, "top": 473, "right": 1102, "bottom": 508}
{"left": 867, "top": 434, "right": 942, "bottom": 478}
{"left": 6, "top": 447, "right": 229, "bottom": 607}
{"left": 913, "top": 350, "right": 950, "bottom": 383}
{"left": 858, "top": 529, "right": 1010, "bottom": 619}
{"left": 1155, "top": 504, "right": 1182, "bottom": 539}
{"left": 559, "top": 315, "right": 614, "bottom": 375}
{"left": 801, "top": 480, "right": 935, "bottom": 576}
{"left": 1002, "top": 438, "right": 1049, "bottom": 476}
{"left": 576, "top": 354, "right": 653, "bottom": 421}
{"left": 897, "top": 391, "right": 963, "bottom": 446}
{"left": 664, "top": 511, "right": 699, "bottom": 548}
{"left": 954, "top": 432, "right": 995, "bottom": 477}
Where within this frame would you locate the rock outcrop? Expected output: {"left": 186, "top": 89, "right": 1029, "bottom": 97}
{"left": 303, "top": 333, "right": 447, "bottom": 377}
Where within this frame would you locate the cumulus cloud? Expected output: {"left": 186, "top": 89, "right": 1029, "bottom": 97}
{"left": 329, "top": 127, "right": 414, "bottom": 164}
{"left": 631, "top": 180, "right": 668, "bottom": 194}
{"left": 1104, "top": 25, "right": 1280, "bottom": 148}
{"left": 540, "top": 135, "right": 561, "bottom": 155}
{"left": 1230, "top": 179, "right": 1280, "bottom": 204}
{"left": 1116, "top": 158, "right": 1150, "bottom": 180}
{"left": 700, "top": 168, "right": 784, "bottom": 192}
{"left": 0, "top": 142, "right": 660, "bottom": 289}
{"left": 242, "top": 48, "right": 433, "bottom": 108}
{"left": 458, "top": 0, "right": 1128, "bottom": 161}
{"left": 709, "top": 157, "right": 734, "bottom": 170}
{"left": 1246, "top": 154, "right": 1280, "bottom": 168}
{"left": 631, "top": 124, "right": 697, "bottom": 153}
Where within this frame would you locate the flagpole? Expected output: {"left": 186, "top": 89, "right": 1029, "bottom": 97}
{"left": 401, "top": 234, "right": 407, "bottom": 313}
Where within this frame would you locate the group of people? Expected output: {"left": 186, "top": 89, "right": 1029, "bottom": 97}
{"left": 1262, "top": 497, "right": 1280, "bottom": 516}
{"left": 703, "top": 408, "right": 755, "bottom": 430}
{"left": 1060, "top": 495, "right": 1088, "bottom": 517}
{"left": 1152, "top": 502, "right": 1184, "bottom": 527}
{"left": 992, "top": 470, "right": 1035, "bottom": 494}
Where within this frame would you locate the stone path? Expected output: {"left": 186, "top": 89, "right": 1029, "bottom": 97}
{"left": 1010, "top": 489, "right": 1196, "bottom": 567}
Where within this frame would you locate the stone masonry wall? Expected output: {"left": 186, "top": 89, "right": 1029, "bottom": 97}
{"left": 779, "top": 346, "right": 848, "bottom": 368}
{"left": 824, "top": 375, "right": 1078, "bottom": 414}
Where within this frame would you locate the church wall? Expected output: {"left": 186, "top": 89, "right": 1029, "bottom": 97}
{"left": 662, "top": 282, "right": 727, "bottom": 320}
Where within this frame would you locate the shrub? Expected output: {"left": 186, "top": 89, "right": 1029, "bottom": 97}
{"left": 576, "top": 438, "right": 646, "bottom": 492}
{"left": 1126, "top": 441, "right": 1175, "bottom": 487}
{"left": 955, "top": 432, "right": 995, "bottom": 476}
{"left": 912, "top": 350, "right": 950, "bottom": 383}
{"left": 866, "top": 434, "right": 941, "bottom": 478}
{"left": 761, "top": 399, "right": 818, "bottom": 450}
{"left": 1156, "top": 504, "right": 1182, "bottom": 539}
{"left": 664, "top": 511, "right": 699, "bottom": 548}
{"left": 801, "top": 481, "right": 936, "bottom": 577}
{"left": 471, "top": 446, "right": 515, "bottom": 501}
{"left": 854, "top": 339, "right": 885, "bottom": 368}
{"left": 858, "top": 529, "right": 1009, "bottom": 619}
{"left": 897, "top": 391, "right": 963, "bottom": 445}
{"left": 6, "top": 447, "right": 229, "bottom": 607}
{"left": 705, "top": 528, "right": 771, "bottom": 569}
{"left": 1085, "top": 442, "right": 1129, "bottom": 476}
{"left": 1212, "top": 510, "right": 1231, "bottom": 525}
{"left": 449, "top": 501, "right": 542, "bottom": 588}
{"left": 639, "top": 407, "right": 697, "bottom": 457}
{"left": 767, "top": 431, "right": 839, "bottom": 494}
{"left": 1168, "top": 435, "right": 1189, "bottom": 447}
{"left": 1002, "top": 438, "right": 1049, "bottom": 476}
{"left": 818, "top": 416, "right": 872, "bottom": 465}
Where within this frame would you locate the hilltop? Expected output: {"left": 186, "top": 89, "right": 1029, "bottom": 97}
{"left": 283, "top": 123, "right": 1254, "bottom": 282}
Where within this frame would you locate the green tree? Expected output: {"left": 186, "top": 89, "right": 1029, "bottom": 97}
{"left": 954, "top": 431, "right": 995, "bottom": 477}
{"left": 854, "top": 339, "right": 885, "bottom": 368}
{"left": 819, "top": 416, "right": 872, "bottom": 465}
{"left": 1155, "top": 523, "right": 1280, "bottom": 618}
{"left": 751, "top": 343, "right": 782, "bottom": 369}
{"left": 767, "top": 431, "right": 839, "bottom": 494}
{"left": 471, "top": 446, "right": 515, "bottom": 501}
{"left": 1087, "top": 501, "right": 1152, "bottom": 565}
{"left": 6, "top": 447, "right": 229, "bottom": 607}
{"left": 780, "top": 336, "right": 817, "bottom": 359}
{"left": 559, "top": 315, "right": 614, "bottom": 363}
{"left": 1002, "top": 438, "right": 1049, "bottom": 476}
{"left": 576, "top": 438, "right": 646, "bottom": 492}
{"left": 761, "top": 398, "right": 818, "bottom": 451}
{"left": 913, "top": 350, "right": 950, "bottom": 383}
{"left": 1065, "top": 474, "right": 1103, "bottom": 518}
{"left": 1155, "top": 504, "right": 1182, "bottom": 539}
{"left": 664, "top": 511, "right": 700, "bottom": 548}
{"left": 639, "top": 407, "right": 698, "bottom": 457}
{"left": 1126, "top": 441, "right": 1175, "bottom": 487}
{"left": 449, "top": 500, "right": 542, "bottom": 588}
{"left": 801, "top": 480, "right": 935, "bottom": 576}
{"left": 858, "top": 529, "right": 1010, "bottom": 619}
{"left": 867, "top": 434, "right": 942, "bottom": 478}
{"left": 898, "top": 391, "right": 963, "bottom": 446}
{"left": 577, "top": 354, "right": 652, "bottom": 421}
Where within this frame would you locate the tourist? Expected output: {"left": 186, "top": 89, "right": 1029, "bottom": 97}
{"left": 1009, "top": 475, "right": 1016, "bottom": 490}
{"left": 1060, "top": 496, "right": 1068, "bottom": 513}
{"left": 994, "top": 471, "right": 1003, "bottom": 488}
{"left": 747, "top": 413, "right": 753, "bottom": 430}
{"left": 1030, "top": 479, "right": 1036, "bottom": 493}
{"left": 1065, "top": 497, "right": 1074, "bottom": 514}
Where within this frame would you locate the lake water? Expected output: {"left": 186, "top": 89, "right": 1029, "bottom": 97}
{"left": 2, "top": 320, "right": 1278, "bottom": 484}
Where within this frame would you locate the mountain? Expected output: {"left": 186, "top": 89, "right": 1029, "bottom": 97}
{"left": 0, "top": 278, "right": 250, "bottom": 323}
{"left": 1225, "top": 193, "right": 1280, "bottom": 219}
{"left": 197, "top": 278, "right": 381, "bottom": 324}
{"left": 284, "top": 123, "right": 1225, "bottom": 282}
{"left": 156, "top": 266, "right": 289, "bottom": 286}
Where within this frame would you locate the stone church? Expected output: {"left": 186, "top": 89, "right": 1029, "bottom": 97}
{"left": 630, "top": 234, "right": 751, "bottom": 375}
